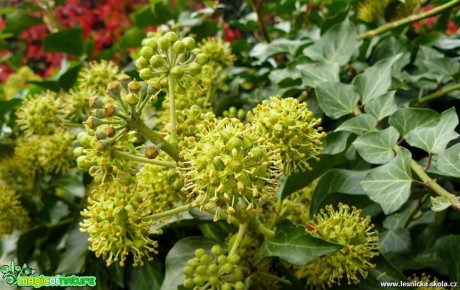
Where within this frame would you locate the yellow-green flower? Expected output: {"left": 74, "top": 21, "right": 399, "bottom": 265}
{"left": 197, "top": 37, "right": 236, "bottom": 68}
{"left": 180, "top": 117, "right": 283, "bottom": 222}
{"left": 80, "top": 179, "right": 161, "bottom": 267}
{"left": 77, "top": 60, "right": 119, "bottom": 94}
{"left": 295, "top": 203, "right": 380, "bottom": 288}
{"left": 1, "top": 66, "right": 40, "bottom": 100}
{"left": 0, "top": 185, "right": 29, "bottom": 235}
{"left": 409, "top": 273, "right": 447, "bottom": 290}
{"left": 247, "top": 96, "right": 326, "bottom": 174}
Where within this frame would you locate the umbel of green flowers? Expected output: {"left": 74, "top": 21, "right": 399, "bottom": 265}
{"left": 248, "top": 96, "right": 326, "bottom": 174}
{"left": 180, "top": 117, "right": 283, "bottom": 223}
{"left": 183, "top": 245, "right": 245, "bottom": 290}
{"left": 0, "top": 185, "right": 29, "bottom": 235}
{"left": 295, "top": 203, "right": 380, "bottom": 288}
{"left": 80, "top": 179, "right": 161, "bottom": 267}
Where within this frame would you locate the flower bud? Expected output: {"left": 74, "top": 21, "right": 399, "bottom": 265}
{"left": 128, "top": 80, "right": 142, "bottom": 93}
{"left": 85, "top": 116, "right": 104, "bottom": 129}
{"left": 89, "top": 96, "right": 104, "bottom": 109}
{"left": 195, "top": 53, "right": 208, "bottom": 65}
{"left": 144, "top": 38, "right": 158, "bottom": 49}
{"left": 125, "top": 93, "right": 139, "bottom": 105}
{"left": 139, "top": 68, "right": 154, "bottom": 80}
{"left": 158, "top": 36, "right": 171, "bottom": 50}
{"left": 149, "top": 55, "right": 164, "bottom": 68}
{"left": 104, "top": 103, "right": 116, "bottom": 117}
{"left": 145, "top": 145, "right": 159, "bottom": 159}
{"left": 140, "top": 46, "right": 154, "bottom": 59}
{"left": 172, "top": 41, "right": 185, "bottom": 54}
{"left": 187, "top": 63, "right": 202, "bottom": 76}
{"left": 104, "top": 126, "right": 116, "bottom": 138}
{"left": 74, "top": 147, "right": 85, "bottom": 157}
{"left": 107, "top": 82, "right": 121, "bottom": 99}
{"left": 135, "top": 57, "right": 149, "bottom": 69}
{"left": 183, "top": 37, "right": 196, "bottom": 50}
{"left": 170, "top": 66, "right": 184, "bottom": 78}
{"left": 164, "top": 31, "right": 178, "bottom": 43}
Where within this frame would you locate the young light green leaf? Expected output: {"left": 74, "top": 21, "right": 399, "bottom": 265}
{"left": 315, "top": 82, "right": 360, "bottom": 119}
{"left": 364, "top": 91, "right": 398, "bottom": 121}
{"left": 297, "top": 63, "right": 340, "bottom": 88}
{"left": 435, "top": 235, "right": 460, "bottom": 282}
{"left": 389, "top": 108, "right": 440, "bottom": 138}
{"left": 303, "top": 18, "right": 361, "bottom": 66}
{"left": 436, "top": 143, "right": 460, "bottom": 178}
{"left": 161, "top": 237, "right": 223, "bottom": 290}
{"left": 336, "top": 114, "right": 378, "bottom": 135}
{"left": 379, "top": 229, "right": 411, "bottom": 254}
{"left": 406, "top": 107, "right": 459, "bottom": 154}
{"left": 251, "top": 38, "right": 310, "bottom": 64}
{"left": 430, "top": 196, "right": 451, "bottom": 212}
{"left": 259, "top": 220, "right": 343, "bottom": 265}
{"left": 353, "top": 127, "right": 399, "bottom": 164}
{"left": 361, "top": 148, "right": 412, "bottom": 214}
{"left": 352, "top": 54, "right": 402, "bottom": 104}
{"left": 309, "top": 169, "right": 368, "bottom": 217}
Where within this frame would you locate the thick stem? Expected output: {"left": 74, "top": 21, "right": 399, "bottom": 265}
{"left": 113, "top": 151, "right": 177, "bottom": 168}
{"left": 255, "top": 220, "right": 275, "bottom": 238}
{"left": 168, "top": 74, "right": 178, "bottom": 146}
{"left": 410, "top": 159, "right": 460, "bottom": 210}
{"left": 133, "top": 118, "right": 180, "bottom": 161}
{"left": 229, "top": 223, "right": 248, "bottom": 257}
{"left": 143, "top": 204, "right": 193, "bottom": 221}
{"left": 411, "top": 83, "right": 460, "bottom": 106}
{"left": 357, "top": 0, "right": 460, "bottom": 40}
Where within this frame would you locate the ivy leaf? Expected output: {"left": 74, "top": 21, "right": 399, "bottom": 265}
{"left": 250, "top": 38, "right": 310, "bottom": 64}
{"left": 361, "top": 148, "right": 412, "bottom": 215}
{"left": 269, "top": 64, "right": 301, "bottom": 86}
{"left": 297, "top": 63, "right": 340, "bottom": 88}
{"left": 437, "top": 143, "right": 460, "bottom": 178}
{"left": 389, "top": 108, "right": 440, "bottom": 138}
{"left": 161, "top": 237, "right": 222, "bottom": 290}
{"left": 309, "top": 169, "right": 368, "bottom": 217}
{"left": 336, "top": 114, "right": 378, "bottom": 135}
{"left": 364, "top": 91, "right": 398, "bottom": 121}
{"left": 420, "top": 58, "right": 460, "bottom": 82}
{"left": 379, "top": 229, "right": 411, "bottom": 254}
{"left": 119, "top": 27, "right": 145, "bottom": 49}
{"left": 430, "top": 196, "right": 451, "bottom": 212}
{"left": 315, "top": 82, "right": 360, "bottom": 119}
{"left": 352, "top": 54, "right": 402, "bottom": 104}
{"left": 303, "top": 18, "right": 361, "bottom": 65}
{"left": 259, "top": 220, "right": 343, "bottom": 265}
{"left": 406, "top": 107, "right": 459, "bottom": 154}
{"left": 353, "top": 127, "right": 399, "bottom": 164}
{"left": 3, "top": 10, "right": 43, "bottom": 33}
{"left": 435, "top": 235, "right": 460, "bottom": 282}
{"left": 128, "top": 260, "right": 163, "bottom": 290}
{"left": 55, "top": 223, "right": 89, "bottom": 274}
{"left": 44, "top": 28, "right": 84, "bottom": 55}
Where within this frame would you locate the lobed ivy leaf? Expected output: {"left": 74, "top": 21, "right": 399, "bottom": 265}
{"left": 297, "top": 62, "right": 340, "bottom": 88}
{"left": 259, "top": 220, "right": 343, "bottom": 265}
{"left": 336, "top": 114, "right": 378, "bottom": 135}
{"left": 309, "top": 169, "right": 368, "bottom": 217}
{"left": 303, "top": 18, "right": 361, "bottom": 66}
{"left": 315, "top": 82, "right": 360, "bottom": 119}
{"left": 55, "top": 223, "right": 89, "bottom": 274}
{"left": 419, "top": 58, "right": 460, "bottom": 82}
{"left": 364, "top": 91, "right": 398, "bottom": 121}
{"left": 435, "top": 235, "right": 460, "bottom": 282}
{"left": 352, "top": 54, "right": 402, "bottom": 104}
{"left": 406, "top": 107, "right": 459, "bottom": 154}
{"left": 436, "top": 143, "right": 460, "bottom": 178}
{"left": 250, "top": 38, "right": 310, "bottom": 64}
{"left": 44, "top": 28, "right": 84, "bottom": 55}
{"left": 128, "top": 260, "right": 163, "bottom": 290}
{"left": 388, "top": 108, "right": 440, "bottom": 138}
{"left": 361, "top": 148, "right": 412, "bottom": 215}
{"left": 353, "top": 127, "right": 399, "bottom": 164}
{"left": 2, "top": 9, "right": 43, "bottom": 34}
{"left": 161, "top": 237, "right": 223, "bottom": 290}
{"left": 430, "top": 196, "right": 451, "bottom": 212}
{"left": 119, "top": 27, "right": 145, "bottom": 49}
{"left": 379, "top": 229, "right": 411, "bottom": 254}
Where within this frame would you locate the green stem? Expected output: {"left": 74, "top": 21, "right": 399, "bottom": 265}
{"left": 46, "top": 218, "right": 74, "bottom": 228}
{"left": 229, "top": 223, "right": 248, "bottom": 257}
{"left": 410, "top": 159, "right": 460, "bottom": 210}
{"left": 168, "top": 74, "right": 178, "bottom": 146}
{"left": 249, "top": 0, "right": 271, "bottom": 43}
{"left": 255, "top": 220, "right": 275, "bottom": 238}
{"left": 357, "top": 0, "right": 460, "bottom": 40}
{"left": 253, "top": 272, "right": 291, "bottom": 285}
{"left": 133, "top": 118, "right": 180, "bottom": 161}
{"left": 113, "top": 151, "right": 177, "bottom": 168}
{"left": 411, "top": 83, "right": 460, "bottom": 106}
{"left": 402, "top": 194, "right": 429, "bottom": 228}
{"left": 143, "top": 204, "right": 193, "bottom": 221}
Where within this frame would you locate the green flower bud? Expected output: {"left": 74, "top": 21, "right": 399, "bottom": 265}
{"left": 78, "top": 132, "right": 93, "bottom": 148}
{"left": 170, "top": 66, "right": 184, "bottom": 78}
{"left": 187, "top": 62, "right": 202, "bottom": 76}
{"left": 195, "top": 248, "right": 207, "bottom": 258}
{"left": 140, "top": 46, "right": 154, "bottom": 59}
{"left": 183, "top": 37, "right": 196, "bottom": 50}
{"left": 144, "top": 38, "right": 158, "bottom": 49}
{"left": 125, "top": 93, "right": 139, "bottom": 105}
{"left": 139, "top": 68, "right": 154, "bottom": 80}
{"left": 211, "top": 245, "right": 223, "bottom": 256}
{"left": 158, "top": 36, "right": 171, "bottom": 50}
{"left": 195, "top": 53, "right": 208, "bottom": 65}
{"left": 135, "top": 57, "right": 149, "bottom": 69}
{"left": 172, "top": 41, "right": 185, "bottom": 54}
{"left": 128, "top": 80, "right": 142, "bottom": 93}
{"left": 149, "top": 55, "right": 164, "bottom": 68}
{"left": 164, "top": 31, "right": 178, "bottom": 43}
{"left": 107, "top": 82, "right": 121, "bottom": 99}
{"left": 193, "top": 276, "right": 205, "bottom": 286}
{"left": 74, "top": 147, "right": 85, "bottom": 157}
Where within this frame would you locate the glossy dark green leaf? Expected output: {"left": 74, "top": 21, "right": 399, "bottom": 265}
{"left": 3, "top": 10, "right": 42, "bottom": 33}
{"left": 435, "top": 235, "right": 460, "bottom": 282}
{"left": 133, "top": 6, "right": 157, "bottom": 28}
{"left": 336, "top": 114, "right": 378, "bottom": 135}
{"left": 379, "top": 229, "right": 411, "bottom": 254}
{"left": 161, "top": 237, "right": 222, "bottom": 290}
{"left": 315, "top": 82, "right": 360, "bottom": 119}
{"left": 297, "top": 63, "right": 340, "bottom": 88}
{"left": 17, "top": 226, "right": 49, "bottom": 264}
{"left": 309, "top": 169, "right": 368, "bottom": 217}
{"left": 129, "top": 260, "right": 163, "bottom": 290}
{"left": 389, "top": 108, "right": 440, "bottom": 138}
{"left": 44, "top": 28, "right": 84, "bottom": 55}
{"left": 58, "top": 64, "right": 81, "bottom": 91}
{"left": 56, "top": 224, "right": 89, "bottom": 274}
{"left": 437, "top": 143, "right": 460, "bottom": 178}
{"left": 303, "top": 18, "right": 361, "bottom": 65}
{"left": 353, "top": 127, "right": 399, "bottom": 164}
{"left": 119, "top": 27, "right": 145, "bottom": 49}
{"left": 361, "top": 148, "right": 412, "bottom": 215}
{"left": 259, "top": 220, "right": 343, "bottom": 265}
{"left": 364, "top": 91, "right": 398, "bottom": 121}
